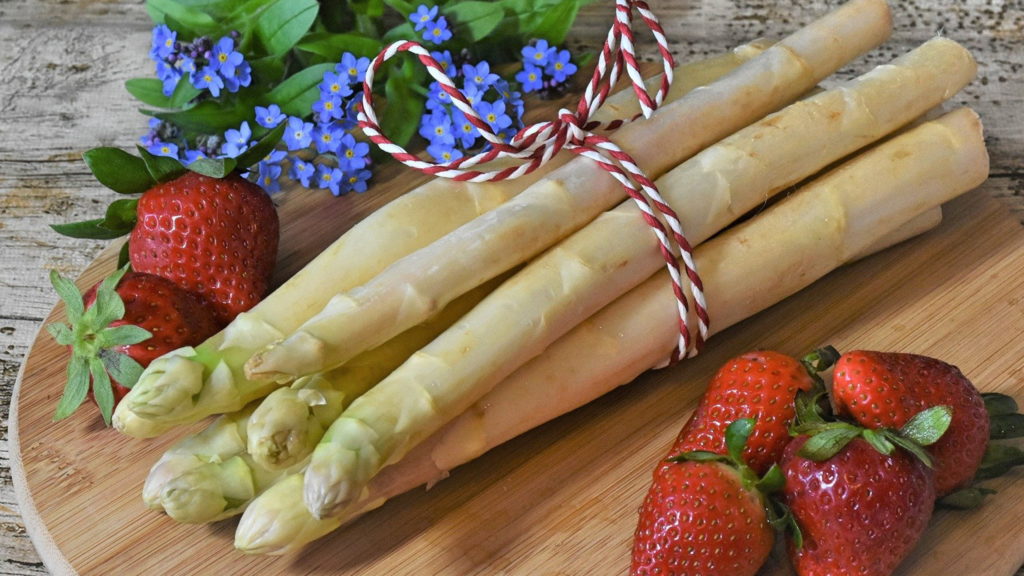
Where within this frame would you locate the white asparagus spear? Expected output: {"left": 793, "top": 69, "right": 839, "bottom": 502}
{"left": 298, "top": 36, "right": 974, "bottom": 518}
{"left": 245, "top": 275, "right": 506, "bottom": 470}
{"left": 235, "top": 106, "right": 988, "bottom": 554}
{"left": 111, "top": 43, "right": 769, "bottom": 438}
{"left": 234, "top": 207, "right": 943, "bottom": 553}
{"left": 246, "top": 0, "right": 893, "bottom": 381}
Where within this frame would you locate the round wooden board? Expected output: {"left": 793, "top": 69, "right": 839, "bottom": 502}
{"left": 11, "top": 177, "right": 1024, "bottom": 574}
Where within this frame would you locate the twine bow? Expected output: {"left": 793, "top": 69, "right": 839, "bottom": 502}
{"left": 357, "top": 0, "right": 709, "bottom": 361}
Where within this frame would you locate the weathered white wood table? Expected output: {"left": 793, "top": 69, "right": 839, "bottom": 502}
{"left": 1, "top": 0, "right": 1021, "bottom": 574}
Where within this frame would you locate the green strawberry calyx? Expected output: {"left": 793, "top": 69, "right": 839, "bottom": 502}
{"left": 50, "top": 123, "right": 284, "bottom": 249}
{"left": 939, "top": 392, "right": 1024, "bottom": 509}
{"left": 46, "top": 266, "right": 152, "bottom": 426}
{"left": 794, "top": 405, "right": 953, "bottom": 467}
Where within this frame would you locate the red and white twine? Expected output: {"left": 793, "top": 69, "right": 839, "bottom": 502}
{"left": 357, "top": 0, "right": 709, "bottom": 361}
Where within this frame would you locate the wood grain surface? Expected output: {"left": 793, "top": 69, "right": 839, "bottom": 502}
{"left": 11, "top": 168, "right": 1024, "bottom": 576}
{"left": 1, "top": 0, "right": 1023, "bottom": 574}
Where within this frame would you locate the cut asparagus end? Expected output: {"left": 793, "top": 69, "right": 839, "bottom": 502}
{"left": 116, "top": 346, "right": 278, "bottom": 435}
{"left": 159, "top": 455, "right": 256, "bottom": 523}
{"left": 247, "top": 382, "right": 344, "bottom": 471}
{"left": 143, "top": 453, "right": 207, "bottom": 511}
{"left": 113, "top": 409, "right": 177, "bottom": 438}
{"left": 114, "top": 348, "right": 205, "bottom": 429}
{"left": 235, "top": 474, "right": 343, "bottom": 555}
{"left": 302, "top": 417, "right": 384, "bottom": 518}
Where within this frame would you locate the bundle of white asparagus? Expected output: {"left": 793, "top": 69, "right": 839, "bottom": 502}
{"left": 119, "top": 0, "right": 991, "bottom": 557}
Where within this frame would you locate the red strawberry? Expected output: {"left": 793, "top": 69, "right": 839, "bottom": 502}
{"left": 129, "top": 171, "right": 279, "bottom": 325}
{"left": 781, "top": 434, "right": 937, "bottom": 576}
{"left": 831, "top": 350, "right": 989, "bottom": 496}
{"left": 48, "top": 268, "right": 219, "bottom": 424}
{"left": 632, "top": 419, "right": 778, "bottom": 576}
{"left": 670, "top": 350, "right": 822, "bottom": 474}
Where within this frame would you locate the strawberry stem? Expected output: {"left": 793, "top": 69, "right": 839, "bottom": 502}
{"left": 801, "top": 345, "right": 840, "bottom": 374}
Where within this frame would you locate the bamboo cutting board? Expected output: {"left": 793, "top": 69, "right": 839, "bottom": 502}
{"left": 10, "top": 143, "right": 1024, "bottom": 573}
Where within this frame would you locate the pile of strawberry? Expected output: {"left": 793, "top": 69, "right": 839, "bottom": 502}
{"left": 630, "top": 348, "right": 1024, "bottom": 576}
{"left": 47, "top": 134, "right": 282, "bottom": 425}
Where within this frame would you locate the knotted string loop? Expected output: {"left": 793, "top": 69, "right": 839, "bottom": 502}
{"left": 357, "top": 0, "right": 708, "bottom": 360}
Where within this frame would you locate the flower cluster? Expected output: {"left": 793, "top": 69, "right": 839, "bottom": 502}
{"left": 515, "top": 39, "right": 578, "bottom": 97}
{"left": 149, "top": 25, "right": 252, "bottom": 98}
{"left": 411, "top": 5, "right": 453, "bottom": 45}
{"left": 138, "top": 5, "right": 580, "bottom": 198}
{"left": 250, "top": 54, "right": 374, "bottom": 196}
{"left": 139, "top": 49, "right": 373, "bottom": 196}
{"left": 418, "top": 50, "right": 526, "bottom": 163}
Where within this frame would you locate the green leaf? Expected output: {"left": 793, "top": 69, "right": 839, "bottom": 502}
{"left": 82, "top": 147, "right": 155, "bottom": 195}
{"left": 861, "top": 428, "right": 895, "bottom": 455}
{"left": 499, "top": 0, "right": 589, "bottom": 44}
{"left": 266, "top": 62, "right": 336, "bottom": 117}
{"left": 791, "top": 387, "right": 828, "bottom": 431}
{"left": 899, "top": 405, "right": 953, "bottom": 446}
{"left": 886, "top": 432, "right": 935, "bottom": 468}
{"left": 724, "top": 418, "right": 755, "bottom": 463}
{"left": 381, "top": 21, "right": 416, "bottom": 44}
{"left": 49, "top": 269, "right": 85, "bottom": 322}
{"left": 755, "top": 463, "right": 786, "bottom": 494}
{"left": 97, "top": 325, "right": 153, "bottom": 349}
{"left": 50, "top": 219, "right": 131, "bottom": 240}
{"left": 983, "top": 392, "right": 1019, "bottom": 417}
{"left": 90, "top": 356, "right": 116, "bottom": 425}
{"left": 801, "top": 345, "right": 840, "bottom": 374}
{"left": 146, "top": 0, "right": 222, "bottom": 37}
{"left": 137, "top": 145, "right": 187, "bottom": 183}
{"left": 976, "top": 444, "right": 1024, "bottom": 480}
{"left": 381, "top": 62, "right": 426, "bottom": 148}
{"left": 253, "top": 0, "right": 319, "bottom": 56}
{"left": 100, "top": 350, "right": 146, "bottom": 390}
{"left": 235, "top": 123, "right": 286, "bottom": 168}
{"left": 938, "top": 486, "right": 998, "bottom": 509}
{"left": 443, "top": 1, "right": 505, "bottom": 42}
{"left": 249, "top": 54, "right": 287, "bottom": 83}
{"left": 188, "top": 156, "right": 238, "bottom": 178}
{"left": 118, "top": 241, "right": 131, "bottom": 268}
{"left": 349, "top": 0, "right": 385, "bottom": 19}
{"left": 168, "top": 75, "right": 203, "bottom": 108}
{"left": 295, "top": 32, "right": 384, "bottom": 60}
{"left": 125, "top": 78, "right": 174, "bottom": 108}
{"left": 767, "top": 499, "right": 802, "bottom": 549}
{"left": 990, "top": 413, "right": 1024, "bottom": 439}
{"left": 147, "top": 94, "right": 259, "bottom": 136}
{"left": 103, "top": 199, "right": 139, "bottom": 231}
{"left": 46, "top": 323, "right": 75, "bottom": 346}
{"left": 171, "top": 0, "right": 252, "bottom": 20}
{"left": 798, "top": 426, "right": 860, "bottom": 461}
{"left": 382, "top": 0, "right": 416, "bottom": 15}
{"left": 89, "top": 267, "right": 129, "bottom": 331}
{"left": 54, "top": 355, "right": 90, "bottom": 421}
{"left": 674, "top": 450, "right": 728, "bottom": 463}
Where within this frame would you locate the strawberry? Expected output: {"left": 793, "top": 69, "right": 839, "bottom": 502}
{"left": 51, "top": 128, "right": 285, "bottom": 326}
{"left": 831, "top": 350, "right": 989, "bottom": 496}
{"left": 670, "top": 349, "right": 827, "bottom": 474}
{"left": 129, "top": 171, "right": 279, "bottom": 325}
{"left": 47, "top": 267, "right": 219, "bottom": 424}
{"left": 631, "top": 419, "right": 779, "bottom": 576}
{"left": 780, "top": 434, "right": 937, "bottom": 576}
{"left": 780, "top": 404, "right": 951, "bottom": 576}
